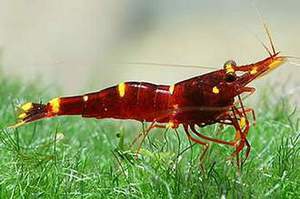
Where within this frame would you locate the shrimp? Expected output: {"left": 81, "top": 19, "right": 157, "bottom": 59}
{"left": 9, "top": 20, "right": 287, "bottom": 166}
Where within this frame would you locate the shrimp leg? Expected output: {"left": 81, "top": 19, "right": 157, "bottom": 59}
{"left": 183, "top": 125, "right": 209, "bottom": 165}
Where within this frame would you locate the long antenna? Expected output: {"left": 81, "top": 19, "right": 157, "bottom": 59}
{"left": 251, "top": 1, "right": 277, "bottom": 55}
{"left": 242, "top": 23, "right": 272, "bottom": 57}
{"left": 263, "top": 22, "right": 276, "bottom": 55}
{"left": 253, "top": 33, "right": 273, "bottom": 57}
{"left": 118, "top": 62, "right": 218, "bottom": 70}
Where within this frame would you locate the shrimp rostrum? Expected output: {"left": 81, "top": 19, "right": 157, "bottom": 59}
{"left": 10, "top": 26, "right": 288, "bottom": 164}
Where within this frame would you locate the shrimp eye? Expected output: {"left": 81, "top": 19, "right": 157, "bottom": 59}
{"left": 225, "top": 73, "right": 237, "bottom": 82}
{"left": 223, "top": 60, "right": 237, "bottom": 75}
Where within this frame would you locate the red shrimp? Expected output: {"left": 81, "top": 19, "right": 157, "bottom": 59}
{"left": 10, "top": 22, "right": 287, "bottom": 165}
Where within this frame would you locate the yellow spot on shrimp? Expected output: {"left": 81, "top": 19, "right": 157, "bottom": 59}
{"left": 21, "top": 103, "right": 33, "bottom": 111}
{"left": 118, "top": 82, "right": 126, "bottom": 97}
{"left": 250, "top": 67, "right": 257, "bottom": 75}
{"left": 18, "top": 113, "right": 27, "bottom": 119}
{"left": 212, "top": 86, "right": 220, "bottom": 94}
{"left": 169, "top": 85, "right": 175, "bottom": 95}
{"left": 269, "top": 58, "right": 286, "bottom": 70}
{"left": 225, "top": 65, "right": 235, "bottom": 74}
{"left": 49, "top": 97, "right": 60, "bottom": 113}
{"left": 239, "top": 117, "right": 246, "bottom": 129}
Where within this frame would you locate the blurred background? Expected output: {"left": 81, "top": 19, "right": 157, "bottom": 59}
{"left": 0, "top": 0, "right": 299, "bottom": 103}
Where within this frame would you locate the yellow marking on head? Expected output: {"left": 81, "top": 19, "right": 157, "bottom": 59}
{"left": 169, "top": 85, "right": 175, "bottom": 95}
{"left": 21, "top": 103, "right": 33, "bottom": 111}
{"left": 49, "top": 97, "right": 60, "bottom": 113}
{"left": 239, "top": 117, "right": 246, "bottom": 129}
{"left": 18, "top": 113, "right": 27, "bottom": 119}
{"left": 225, "top": 65, "right": 235, "bottom": 74}
{"left": 83, "top": 95, "right": 89, "bottom": 102}
{"left": 250, "top": 67, "right": 257, "bottom": 75}
{"left": 212, "top": 86, "right": 220, "bottom": 94}
{"left": 118, "top": 82, "right": 126, "bottom": 97}
{"left": 269, "top": 58, "right": 286, "bottom": 70}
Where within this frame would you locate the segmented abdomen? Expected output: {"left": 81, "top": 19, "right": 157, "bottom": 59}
{"left": 57, "top": 82, "right": 173, "bottom": 122}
